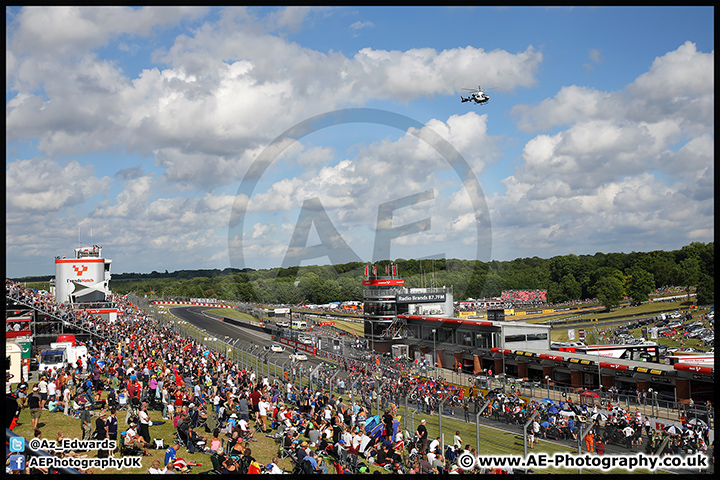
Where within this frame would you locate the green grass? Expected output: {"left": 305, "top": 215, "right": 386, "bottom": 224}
{"left": 324, "top": 318, "right": 365, "bottom": 337}
{"left": 524, "top": 300, "right": 697, "bottom": 327}
{"left": 12, "top": 373, "right": 671, "bottom": 474}
{"left": 206, "top": 308, "right": 256, "bottom": 322}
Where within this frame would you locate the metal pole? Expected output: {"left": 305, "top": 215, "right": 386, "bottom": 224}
{"left": 432, "top": 329, "right": 436, "bottom": 369}
{"left": 475, "top": 411, "right": 482, "bottom": 457}
{"left": 523, "top": 410, "right": 539, "bottom": 467}
{"left": 439, "top": 397, "right": 448, "bottom": 454}
{"left": 404, "top": 393, "right": 412, "bottom": 432}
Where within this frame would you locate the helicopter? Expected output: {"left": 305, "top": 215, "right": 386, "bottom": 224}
{"left": 461, "top": 85, "right": 491, "bottom": 105}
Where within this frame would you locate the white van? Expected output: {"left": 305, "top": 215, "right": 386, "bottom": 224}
{"left": 291, "top": 320, "right": 307, "bottom": 330}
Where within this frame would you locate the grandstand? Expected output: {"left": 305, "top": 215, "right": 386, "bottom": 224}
{"left": 501, "top": 289, "right": 547, "bottom": 306}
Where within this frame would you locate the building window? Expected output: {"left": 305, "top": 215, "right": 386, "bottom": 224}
{"left": 408, "top": 324, "right": 420, "bottom": 339}
{"left": 505, "top": 334, "right": 526, "bottom": 343}
{"left": 475, "top": 332, "right": 492, "bottom": 349}
{"left": 439, "top": 327, "right": 454, "bottom": 343}
{"left": 458, "top": 330, "right": 473, "bottom": 347}
{"left": 526, "top": 333, "right": 548, "bottom": 341}
{"left": 363, "top": 302, "right": 397, "bottom": 317}
{"left": 422, "top": 326, "right": 437, "bottom": 342}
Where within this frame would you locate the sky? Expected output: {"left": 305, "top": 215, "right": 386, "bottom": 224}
{"left": 5, "top": 6, "right": 715, "bottom": 279}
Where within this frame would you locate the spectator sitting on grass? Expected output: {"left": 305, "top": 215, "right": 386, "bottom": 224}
{"left": 124, "top": 423, "right": 151, "bottom": 456}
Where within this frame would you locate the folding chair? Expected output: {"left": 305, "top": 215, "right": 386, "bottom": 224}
{"left": 278, "top": 438, "right": 294, "bottom": 459}
{"left": 117, "top": 394, "right": 128, "bottom": 410}
{"left": 175, "top": 429, "right": 188, "bottom": 448}
{"left": 289, "top": 453, "right": 304, "bottom": 475}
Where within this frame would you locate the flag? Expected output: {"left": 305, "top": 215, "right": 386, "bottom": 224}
{"left": 385, "top": 264, "right": 389, "bottom": 275}
{"left": 392, "top": 264, "right": 398, "bottom": 276}
{"left": 364, "top": 265, "right": 369, "bottom": 277}
{"left": 372, "top": 264, "right": 377, "bottom": 276}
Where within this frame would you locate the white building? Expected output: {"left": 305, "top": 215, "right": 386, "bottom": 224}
{"left": 53, "top": 245, "right": 112, "bottom": 304}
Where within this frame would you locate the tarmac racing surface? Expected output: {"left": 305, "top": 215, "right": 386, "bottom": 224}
{"left": 168, "top": 306, "right": 326, "bottom": 368}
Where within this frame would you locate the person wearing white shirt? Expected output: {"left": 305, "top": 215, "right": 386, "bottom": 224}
{"left": 622, "top": 425, "right": 634, "bottom": 448}
{"left": 238, "top": 416, "right": 256, "bottom": 441}
{"left": 138, "top": 404, "right": 151, "bottom": 444}
{"left": 352, "top": 432, "right": 362, "bottom": 451}
{"left": 429, "top": 436, "right": 440, "bottom": 454}
{"left": 47, "top": 378, "right": 57, "bottom": 401}
{"left": 63, "top": 386, "right": 72, "bottom": 416}
{"left": 258, "top": 398, "right": 270, "bottom": 432}
{"left": 265, "top": 457, "right": 283, "bottom": 474}
{"left": 342, "top": 429, "right": 352, "bottom": 447}
{"left": 37, "top": 378, "right": 48, "bottom": 409}
{"left": 148, "top": 459, "right": 168, "bottom": 474}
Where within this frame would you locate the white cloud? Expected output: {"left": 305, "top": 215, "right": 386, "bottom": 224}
{"left": 7, "top": 8, "right": 542, "bottom": 177}
{"left": 8, "top": 6, "right": 207, "bottom": 57}
{"left": 5, "top": 10, "right": 712, "bottom": 277}
{"left": 628, "top": 41, "right": 714, "bottom": 100}
{"left": 350, "top": 20, "right": 373, "bottom": 31}
{"left": 491, "top": 42, "right": 714, "bottom": 261}
{"left": 6, "top": 157, "right": 112, "bottom": 212}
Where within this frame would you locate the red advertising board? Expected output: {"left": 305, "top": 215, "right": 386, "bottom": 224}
{"left": 362, "top": 279, "right": 405, "bottom": 286}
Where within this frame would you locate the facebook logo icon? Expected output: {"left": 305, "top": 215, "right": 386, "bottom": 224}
{"left": 10, "top": 436, "right": 25, "bottom": 452}
{"left": 9, "top": 454, "right": 25, "bottom": 471}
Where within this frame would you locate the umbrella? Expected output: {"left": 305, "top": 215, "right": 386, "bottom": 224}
{"left": 688, "top": 418, "right": 707, "bottom": 426}
{"left": 591, "top": 412, "right": 608, "bottom": 421}
{"left": 543, "top": 398, "right": 554, "bottom": 404}
{"left": 664, "top": 425, "right": 679, "bottom": 435}
{"left": 547, "top": 405, "right": 560, "bottom": 415}
{"left": 559, "top": 410, "right": 576, "bottom": 417}
{"left": 540, "top": 421, "right": 549, "bottom": 428}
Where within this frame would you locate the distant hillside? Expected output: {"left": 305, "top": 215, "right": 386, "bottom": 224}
{"left": 9, "top": 242, "right": 713, "bottom": 308}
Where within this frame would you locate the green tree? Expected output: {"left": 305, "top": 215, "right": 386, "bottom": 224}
{"left": 559, "top": 274, "right": 582, "bottom": 302}
{"left": 696, "top": 274, "right": 714, "bottom": 305}
{"left": 593, "top": 276, "right": 623, "bottom": 312}
{"left": 297, "top": 272, "right": 325, "bottom": 304}
{"left": 482, "top": 270, "right": 504, "bottom": 298}
{"left": 625, "top": 267, "right": 655, "bottom": 305}
{"left": 678, "top": 257, "right": 701, "bottom": 302}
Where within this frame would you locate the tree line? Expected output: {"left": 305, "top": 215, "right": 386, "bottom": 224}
{"left": 99, "top": 242, "right": 713, "bottom": 310}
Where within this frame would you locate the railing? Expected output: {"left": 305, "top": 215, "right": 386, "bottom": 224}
{"left": 6, "top": 293, "right": 109, "bottom": 341}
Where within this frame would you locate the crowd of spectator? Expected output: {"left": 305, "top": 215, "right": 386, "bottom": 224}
{"left": 500, "top": 290, "right": 547, "bottom": 305}
{"left": 5, "top": 279, "right": 714, "bottom": 475}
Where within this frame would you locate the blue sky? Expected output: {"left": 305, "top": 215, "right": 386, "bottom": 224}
{"left": 6, "top": 6, "right": 714, "bottom": 278}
